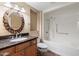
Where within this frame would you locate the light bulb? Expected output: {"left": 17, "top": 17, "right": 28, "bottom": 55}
{"left": 14, "top": 5, "right": 20, "bottom": 10}
{"left": 21, "top": 8, "right": 26, "bottom": 12}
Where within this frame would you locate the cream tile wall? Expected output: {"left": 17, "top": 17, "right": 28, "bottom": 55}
{"left": 44, "top": 3, "right": 79, "bottom": 56}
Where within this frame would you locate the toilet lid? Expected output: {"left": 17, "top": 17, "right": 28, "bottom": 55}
{"left": 37, "top": 43, "right": 48, "bottom": 48}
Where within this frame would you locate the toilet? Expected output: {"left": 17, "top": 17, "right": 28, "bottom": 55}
{"left": 37, "top": 42, "right": 48, "bottom": 55}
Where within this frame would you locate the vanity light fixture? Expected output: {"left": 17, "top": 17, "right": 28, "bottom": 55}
{"left": 4, "top": 2, "right": 12, "bottom": 8}
{"left": 4, "top": 2, "right": 26, "bottom": 13}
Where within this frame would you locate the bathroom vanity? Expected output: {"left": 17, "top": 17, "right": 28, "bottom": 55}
{"left": 0, "top": 6, "right": 38, "bottom": 56}
{"left": 0, "top": 36, "right": 37, "bottom": 56}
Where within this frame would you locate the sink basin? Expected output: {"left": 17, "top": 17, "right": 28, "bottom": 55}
{"left": 10, "top": 37, "right": 28, "bottom": 42}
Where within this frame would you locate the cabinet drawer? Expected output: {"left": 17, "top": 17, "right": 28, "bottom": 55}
{"left": 31, "top": 39, "right": 37, "bottom": 45}
{"left": 0, "top": 47, "right": 15, "bottom": 56}
{"left": 16, "top": 42, "right": 30, "bottom": 52}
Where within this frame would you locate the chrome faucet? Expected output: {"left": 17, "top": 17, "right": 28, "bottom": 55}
{"left": 16, "top": 33, "right": 19, "bottom": 38}
{"left": 11, "top": 36, "right": 14, "bottom": 39}
{"left": 19, "top": 34, "right": 21, "bottom": 38}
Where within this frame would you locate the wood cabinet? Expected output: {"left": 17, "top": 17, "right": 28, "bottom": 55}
{"left": 0, "top": 38, "right": 37, "bottom": 56}
{"left": 0, "top": 47, "right": 15, "bottom": 56}
{"left": 15, "top": 50, "right": 25, "bottom": 56}
{"left": 15, "top": 42, "right": 30, "bottom": 52}
{"left": 25, "top": 42, "right": 37, "bottom": 56}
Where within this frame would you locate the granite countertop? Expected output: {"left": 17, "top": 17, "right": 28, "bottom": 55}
{"left": 0, "top": 36, "right": 38, "bottom": 50}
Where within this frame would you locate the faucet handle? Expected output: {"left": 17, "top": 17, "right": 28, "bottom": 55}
{"left": 19, "top": 35, "right": 21, "bottom": 38}
{"left": 16, "top": 33, "right": 20, "bottom": 38}
{"left": 11, "top": 36, "right": 14, "bottom": 39}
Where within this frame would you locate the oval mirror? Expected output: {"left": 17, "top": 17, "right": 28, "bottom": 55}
{"left": 3, "top": 9, "right": 24, "bottom": 34}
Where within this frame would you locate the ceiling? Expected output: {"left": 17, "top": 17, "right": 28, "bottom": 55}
{"left": 26, "top": 2, "right": 75, "bottom": 13}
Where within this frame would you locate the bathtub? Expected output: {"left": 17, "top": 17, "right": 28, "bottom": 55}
{"left": 43, "top": 39, "right": 79, "bottom": 56}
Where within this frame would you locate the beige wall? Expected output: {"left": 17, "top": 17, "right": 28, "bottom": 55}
{"left": 27, "top": 3, "right": 42, "bottom": 39}
{"left": 30, "top": 10, "right": 37, "bottom": 31}
{"left": 0, "top": 2, "right": 30, "bottom": 36}
{"left": 37, "top": 12, "right": 41, "bottom": 38}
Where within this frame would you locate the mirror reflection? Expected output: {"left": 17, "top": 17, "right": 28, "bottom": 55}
{"left": 9, "top": 12, "right": 22, "bottom": 30}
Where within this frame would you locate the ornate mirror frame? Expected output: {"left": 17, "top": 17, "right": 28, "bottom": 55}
{"left": 3, "top": 9, "right": 24, "bottom": 34}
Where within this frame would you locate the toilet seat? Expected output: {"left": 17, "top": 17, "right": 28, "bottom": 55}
{"left": 37, "top": 43, "right": 48, "bottom": 49}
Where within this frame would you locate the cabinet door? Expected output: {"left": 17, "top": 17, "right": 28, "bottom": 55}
{"left": 25, "top": 44, "right": 37, "bottom": 56}
{"left": 15, "top": 50, "right": 24, "bottom": 56}
{"left": 0, "top": 47, "right": 15, "bottom": 56}
{"left": 16, "top": 42, "right": 30, "bottom": 52}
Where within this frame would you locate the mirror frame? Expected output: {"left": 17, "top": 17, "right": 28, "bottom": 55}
{"left": 3, "top": 9, "right": 24, "bottom": 34}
